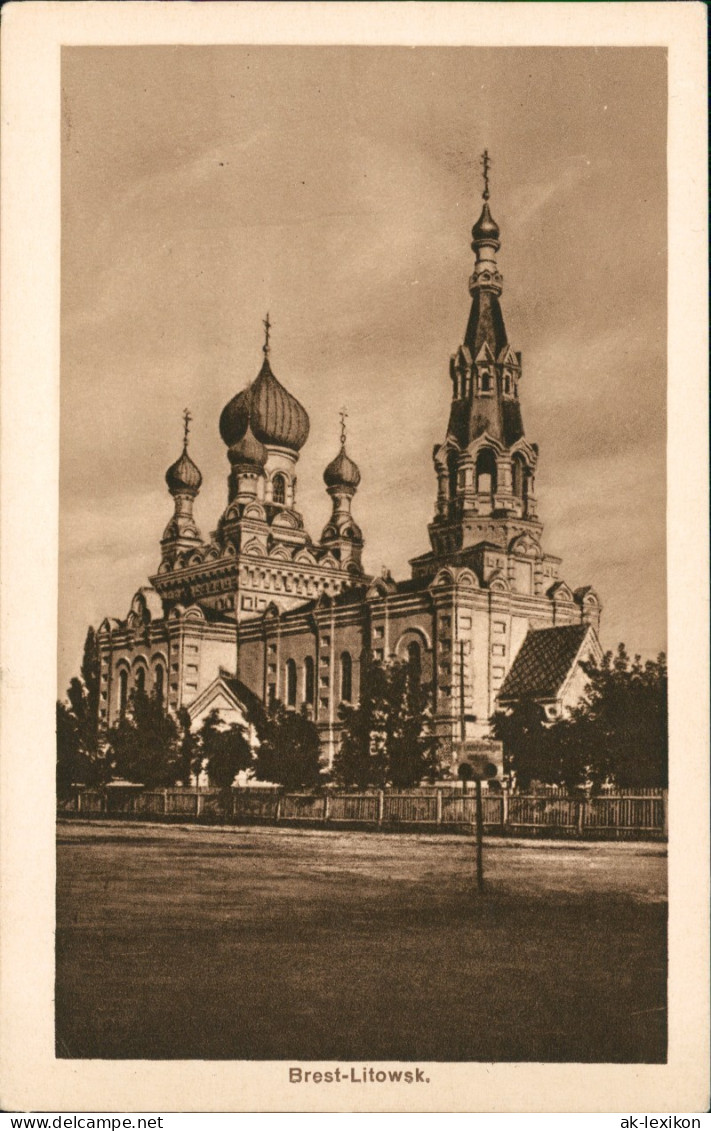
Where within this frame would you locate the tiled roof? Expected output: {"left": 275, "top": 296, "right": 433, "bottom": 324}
{"left": 498, "top": 624, "right": 589, "bottom": 701}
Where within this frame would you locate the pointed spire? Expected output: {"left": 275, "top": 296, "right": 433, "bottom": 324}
{"left": 469, "top": 149, "right": 503, "bottom": 298}
{"left": 471, "top": 149, "right": 501, "bottom": 250}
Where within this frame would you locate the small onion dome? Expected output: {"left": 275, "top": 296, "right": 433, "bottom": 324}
{"left": 471, "top": 201, "right": 500, "bottom": 244}
{"left": 165, "top": 447, "right": 202, "bottom": 495}
{"left": 227, "top": 424, "right": 267, "bottom": 470}
{"left": 219, "top": 357, "right": 310, "bottom": 452}
{"left": 324, "top": 444, "right": 361, "bottom": 489}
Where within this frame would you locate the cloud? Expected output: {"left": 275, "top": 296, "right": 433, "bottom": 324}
{"left": 508, "top": 155, "right": 596, "bottom": 228}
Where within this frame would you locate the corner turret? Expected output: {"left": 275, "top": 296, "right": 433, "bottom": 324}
{"left": 320, "top": 409, "right": 364, "bottom": 571}
{"left": 160, "top": 409, "right": 203, "bottom": 561}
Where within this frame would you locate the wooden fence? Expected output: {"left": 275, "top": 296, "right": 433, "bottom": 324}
{"left": 57, "top": 786, "right": 667, "bottom": 840}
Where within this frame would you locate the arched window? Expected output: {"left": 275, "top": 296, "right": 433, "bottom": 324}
{"left": 480, "top": 371, "right": 492, "bottom": 393}
{"left": 476, "top": 449, "right": 497, "bottom": 495}
{"left": 154, "top": 664, "right": 165, "bottom": 706}
{"left": 286, "top": 658, "right": 297, "bottom": 707}
{"left": 340, "top": 652, "right": 352, "bottom": 702}
{"left": 272, "top": 474, "right": 286, "bottom": 505}
{"left": 304, "top": 656, "right": 315, "bottom": 704}
{"left": 407, "top": 641, "right": 422, "bottom": 688}
{"left": 447, "top": 450, "right": 458, "bottom": 501}
{"left": 135, "top": 666, "right": 146, "bottom": 695}
{"left": 512, "top": 453, "right": 527, "bottom": 498}
{"left": 118, "top": 669, "right": 128, "bottom": 718}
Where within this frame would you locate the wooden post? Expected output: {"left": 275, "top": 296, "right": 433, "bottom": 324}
{"left": 501, "top": 782, "right": 509, "bottom": 833}
{"left": 475, "top": 778, "right": 484, "bottom": 892}
{"left": 323, "top": 794, "right": 330, "bottom": 823}
{"left": 577, "top": 798, "right": 585, "bottom": 837}
{"left": 377, "top": 790, "right": 384, "bottom": 827}
{"left": 436, "top": 788, "right": 443, "bottom": 825}
{"left": 163, "top": 789, "right": 168, "bottom": 816}
{"left": 196, "top": 790, "right": 203, "bottom": 818}
{"left": 275, "top": 793, "right": 282, "bottom": 823}
{"left": 76, "top": 790, "right": 82, "bottom": 814}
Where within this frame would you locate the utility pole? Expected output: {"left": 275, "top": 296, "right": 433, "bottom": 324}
{"left": 235, "top": 586, "right": 240, "bottom": 681}
{"left": 459, "top": 639, "right": 466, "bottom": 741}
{"left": 474, "top": 776, "right": 484, "bottom": 892}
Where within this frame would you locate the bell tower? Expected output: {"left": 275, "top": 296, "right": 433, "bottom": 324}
{"left": 429, "top": 152, "right": 542, "bottom": 562}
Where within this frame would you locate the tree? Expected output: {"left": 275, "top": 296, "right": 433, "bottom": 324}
{"left": 333, "top": 662, "right": 389, "bottom": 789}
{"left": 491, "top": 697, "right": 551, "bottom": 790}
{"left": 254, "top": 701, "right": 323, "bottom": 790}
{"left": 57, "top": 702, "right": 91, "bottom": 797}
{"left": 105, "top": 687, "right": 182, "bottom": 787}
{"left": 333, "top": 658, "right": 439, "bottom": 789}
{"left": 56, "top": 627, "right": 110, "bottom": 795}
{"left": 569, "top": 645, "right": 668, "bottom": 789}
{"left": 198, "top": 709, "right": 253, "bottom": 789}
{"left": 490, "top": 644, "right": 668, "bottom": 791}
{"left": 175, "top": 707, "right": 202, "bottom": 787}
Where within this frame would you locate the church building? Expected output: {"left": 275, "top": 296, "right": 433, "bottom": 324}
{"left": 96, "top": 159, "right": 602, "bottom": 770}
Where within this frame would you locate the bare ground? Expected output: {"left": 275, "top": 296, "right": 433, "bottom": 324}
{"left": 55, "top": 820, "right": 667, "bottom": 1062}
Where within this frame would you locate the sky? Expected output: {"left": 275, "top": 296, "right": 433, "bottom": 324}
{"left": 59, "top": 45, "right": 667, "bottom": 695}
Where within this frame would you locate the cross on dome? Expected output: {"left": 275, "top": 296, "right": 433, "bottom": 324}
{"left": 339, "top": 407, "right": 348, "bottom": 447}
{"left": 182, "top": 407, "right": 192, "bottom": 449}
{"left": 481, "top": 149, "right": 491, "bottom": 201}
{"left": 262, "top": 312, "right": 271, "bottom": 356}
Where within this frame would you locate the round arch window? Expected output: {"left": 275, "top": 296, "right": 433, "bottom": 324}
{"left": 272, "top": 474, "right": 286, "bottom": 505}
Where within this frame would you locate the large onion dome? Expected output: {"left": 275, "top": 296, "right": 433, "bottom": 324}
{"left": 471, "top": 201, "right": 500, "bottom": 246}
{"left": 228, "top": 423, "right": 267, "bottom": 470}
{"left": 324, "top": 444, "right": 361, "bottom": 490}
{"left": 166, "top": 446, "right": 202, "bottom": 496}
{"left": 220, "top": 357, "right": 310, "bottom": 453}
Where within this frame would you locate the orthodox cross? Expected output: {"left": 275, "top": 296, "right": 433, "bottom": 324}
{"left": 481, "top": 149, "right": 491, "bottom": 201}
{"left": 263, "top": 312, "right": 271, "bottom": 355}
{"left": 339, "top": 407, "right": 348, "bottom": 447}
{"left": 182, "top": 408, "right": 192, "bottom": 448}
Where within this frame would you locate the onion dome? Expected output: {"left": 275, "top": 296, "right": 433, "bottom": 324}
{"left": 220, "top": 320, "right": 310, "bottom": 453}
{"left": 166, "top": 449, "right": 202, "bottom": 494}
{"left": 166, "top": 412, "right": 202, "bottom": 496}
{"left": 471, "top": 201, "right": 500, "bottom": 246}
{"left": 250, "top": 358, "right": 310, "bottom": 450}
{"left": 228, "top": 423, "right": 267, "bottom": 470}
{"left": 219, "top": 387, "right": 251, "bottom": 448}
{"left": 324, "top": 444, "right": 361, "bottom": 489}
